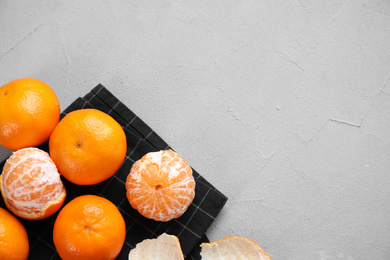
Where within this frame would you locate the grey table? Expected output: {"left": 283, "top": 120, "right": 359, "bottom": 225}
{"left": 1, "top": 1, "right": 390, "bottom": 259}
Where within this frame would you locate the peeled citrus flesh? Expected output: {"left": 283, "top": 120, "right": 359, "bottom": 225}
{"left": 0, "top": 147, "right": 66, "bottom": 220}
{"left": 126, "top": 150, "right": 195, "bottom": 221}
{"left": 128, "top": 233, "right": 184, "bottom": 260}
{"left": 200, "top": 236, "right": 271, "bottom": 260}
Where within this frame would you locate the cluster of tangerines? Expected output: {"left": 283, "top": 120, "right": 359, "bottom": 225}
{"left": 0, "top": 78, "right": 197, "bottom": 260}
{"left": 0, "top": 78, "right": 271, "bottom": 260}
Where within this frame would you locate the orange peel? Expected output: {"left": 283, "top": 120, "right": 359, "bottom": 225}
{"left": 200, "top": 236, "right": 271, "bottom": 260}
{"left": 128, "top": 233, "right": 184, "bottom": 260}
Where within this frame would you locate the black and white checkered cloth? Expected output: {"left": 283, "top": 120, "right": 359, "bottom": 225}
{"left": 0, "top": 85, "right": 228, "bottom": 260}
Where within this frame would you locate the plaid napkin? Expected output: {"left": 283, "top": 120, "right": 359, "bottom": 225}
{"left": 0, "top": 85, "right": 228, "bottom": 260}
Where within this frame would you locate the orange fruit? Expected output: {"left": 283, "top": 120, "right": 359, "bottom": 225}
{"left": 200, "top": 236, "right": 272, "bottom": 260}
{"left": 49, "top": 108, "right": 127, "bottom": 185}
{"left": 0, "top": 78, "right": 60, "bottom": 151}
{"left": 128, "top": 233, "right": 184, "bottom": 259}
{"left": 53, "top": 195, "right": 126, "bottom": 260}
{"left": 0, "top": 147, "right": 66, "bottom": 220}
{"left": 126, "top": 150, "right": 195, "bottom": 222}
{"left": 0, "top": 207, "right": 29, "bottom": 260}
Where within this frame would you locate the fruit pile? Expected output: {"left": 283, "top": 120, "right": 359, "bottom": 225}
{"left": 0, "top": 78, "right": 271, "bottom": 259}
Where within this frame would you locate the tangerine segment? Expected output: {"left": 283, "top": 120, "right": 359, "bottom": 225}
{"left": 53, "top": 195, "right": 126, "bottom": 260}
{"left": 0, "top": 78, "right": 60, "bottom": 151}
{"left": 126, "top": 150, "right": 195, "bottom": 222}
{"left": 200, "top": 236, "right": 272, "bottom": 260}
{"left": 0, "top": 207, "right": 29, "bottom": 260}
{"left": 0, "top": 148, "right": 66, "bottom": 220}
{"left": 128, "top": 233, "right": 184, "bottom": 260}
{"left": 49, "top": 108, "right": 127, "bottom": 185}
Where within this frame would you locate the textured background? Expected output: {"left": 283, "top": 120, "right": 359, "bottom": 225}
{"left": 1, "top": 0, "right": 390, "bottom": 259}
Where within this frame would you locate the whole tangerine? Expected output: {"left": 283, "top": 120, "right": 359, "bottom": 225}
{"left": 0, "top": 78, "right": 60, "bottom": 151}
{"left": 0, "top": 207, "right": 29, "bottom": 260}
{"left": 49, "top": 108, "right": 127, "bottom": 185}
{"left": 53, "top": 195, "right": 126, "bottom": 260}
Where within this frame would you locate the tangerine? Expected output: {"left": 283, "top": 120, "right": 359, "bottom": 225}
{"left": 0, "top": 148, "right": 66, "bottom": 220}
{"left": 49, "top": 108, "right": 127, "bottom": 185}
{"left": 0, "top": 207, "right": 29, "bottom": 260}
{"left": 126, "top": 150, "right": 195, "bottom": 222}
{"left": 53, "top": 195, "right": 126, "bottom": 260}
{"left": 0, "top": 78, "right": 60, "bottom": 151}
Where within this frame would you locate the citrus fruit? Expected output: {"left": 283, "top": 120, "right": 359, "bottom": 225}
{"left": 0, "top": 207, "right": 29, "bottom": 260}
{"left": 0, "top": 78, "right": 60, "bottom": 151}
{"left": 49, "top": 108, "right": 127, "bottom": 185}
{"left": 0, "top": 147, "right": 66, "bottom": 220}
{"left": 126, "top": 150, "right": 195, "bottom": 222}
{"left": 128, "top": 233, "right": 184, "bottom": 260}
{"left": 53, "top": 195, "right": 126, "bottom": 260}
{"left": 200, "top": 236, "right": 271, "bottom": 260}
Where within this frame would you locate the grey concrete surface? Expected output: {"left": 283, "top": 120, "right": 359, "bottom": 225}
{"left": 1, "top": 0, "right": 390, "bottom": 259}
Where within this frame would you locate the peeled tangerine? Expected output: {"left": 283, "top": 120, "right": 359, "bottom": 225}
{"left": 126, "top": 150, "right": 195, "bottom": 222}
{"left": 200, "top": 236, "right": 272, "bottom": 260}
{"left": 0, "top": 148, "right": 66, "bottom": 220}
{"left": 128, "top": 233, "right": 184, "bottom": 260}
